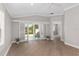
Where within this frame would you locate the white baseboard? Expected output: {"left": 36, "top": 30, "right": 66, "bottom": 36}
{"left": 4, "top": 41, "right": 13, "bottom": 56}
{"left": 12, "top": 40, "right": 27, "bottom": 43}
{"left": 65, "top": 42, "right": 79, "bottom": 49}
{"left": 20, "top": 40, "right": 27, "bottom": 42}
{"left": 60, "top": 39, "right": 64, "bottom": 42}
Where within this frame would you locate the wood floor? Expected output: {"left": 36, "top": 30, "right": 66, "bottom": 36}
{"left": 7, "top": 39, "right": 79, "bottom": 56}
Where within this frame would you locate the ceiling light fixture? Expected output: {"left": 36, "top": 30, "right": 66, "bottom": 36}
{"left": 50, "top": 13, "right": 54, "bottom": 15}
{"left": 30, "top": 3, "right": 34, "bottom": 6}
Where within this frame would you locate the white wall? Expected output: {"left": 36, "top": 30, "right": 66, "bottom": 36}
{"left": 50, "top": 15, "right": 64, "bottom": 41}
{"left": 64, "top": 5, "right": 79, "bottom": 47}
{"left": 12, "top": 16, "right": 50, "bottom": 24}
{"left": 12, "top": 15, "right": 64, "bottom": 41}
{"left": 12, "top": 22, "right": 25, "bottom": 42}
{"left": 39, "top": 24, "right": 50, "bottom": 39}
{"left": 12, "top": 22, "right": 19, "bottom": 42}
{"left": 19, "top": 23, "right": 25, "bottom": 41}
{"left": 12, "top": 16, "right": 50, "bottom": 41}
{"left": 0, "top": 4, "right": 12, "bottom": 55}
{"left": 0, "top": 4, "right": 5, "bottom": 55}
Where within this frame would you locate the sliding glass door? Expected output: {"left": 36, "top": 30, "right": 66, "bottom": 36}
{"left": 34, "top": 24, "right": 40, "bottom": 39}
{"left": 25, "top": 24, "right": 40, "bottom": 41}
{"left": 28, "top": 24, "right": 34, "bottom": 40}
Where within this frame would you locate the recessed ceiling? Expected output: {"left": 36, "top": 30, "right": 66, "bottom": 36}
{"left": 3, "top": 3, "right": 79, "bottom": 18}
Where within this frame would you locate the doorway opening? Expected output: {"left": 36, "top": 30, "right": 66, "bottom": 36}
{"left": 52, "top": 22, "right": 62, "bottom": 40}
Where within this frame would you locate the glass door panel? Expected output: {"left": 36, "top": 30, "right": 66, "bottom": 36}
{"left": 25, "top": 24, "right": 40, "bottom": 40}
{"left": 25, "top": 24, "right": 28, "bottom": 40}
{"left": 28, "top": 24, "right": 34, "bottom": 40}
{"left": 34, "top": 24, "right": 40, "bottom": 39}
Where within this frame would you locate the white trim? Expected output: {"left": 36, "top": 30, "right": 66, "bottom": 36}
{"left": 12, "top": 20, "right": 50, "bottom": 24}
{"left": 65, "top": 42, "right": 79, "bottom": 49}
{"left": 4, "top": 42, "right": 12, "bottom": 56}
{"left": 64, "top": 4, "right": 79, "bottom": 11}
{"left": 11, "top": 40, "right": 16, "bottom": 43}
{"left": 20, "top": 40, "right": 27, "bottom": 42}
{"left": 52, "top": 21, "right": 61, "bottom": 24}
{"left": 19, "top": 22, "right": 20, "bottom": 41}
{"left": 12, "top": 39, "right": 27, "bottom": 43}
{"left": 60, "top": 39, "right": 64, "bottom": 42}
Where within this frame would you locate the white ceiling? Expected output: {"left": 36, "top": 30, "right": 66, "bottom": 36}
{"left": 3, "top": 3, "right": 79, "bottom": 18}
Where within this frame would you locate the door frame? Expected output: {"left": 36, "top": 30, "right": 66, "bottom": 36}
{"left": 52, "top": 21, "right": 62, "bottom": 39}
{"left": 24, "top": 23, "right": 40, "bottom": 41}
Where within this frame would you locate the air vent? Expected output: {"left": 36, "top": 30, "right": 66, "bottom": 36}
{"left": 50, "top": 13, "right": 54, "bottom": 15}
